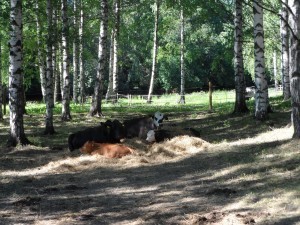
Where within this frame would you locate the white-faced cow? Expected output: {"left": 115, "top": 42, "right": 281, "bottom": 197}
{"left": 123, "top": 112, "right": 168, "bottom": 139}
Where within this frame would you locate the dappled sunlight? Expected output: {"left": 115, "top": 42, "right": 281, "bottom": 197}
{"left": 219, "top": 126, "right": 293, "bottom": 147}
{"left": 1, "top": 108, "right": 299, "bottom": 224}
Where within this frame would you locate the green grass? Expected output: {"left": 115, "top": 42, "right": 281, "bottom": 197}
{"left": 24, "top": 88, "right": 286, "bottom": 117}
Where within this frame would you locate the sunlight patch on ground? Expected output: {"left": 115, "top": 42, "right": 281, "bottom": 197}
{"left": 221, "top": 126, "right": 293, "bottom": 147}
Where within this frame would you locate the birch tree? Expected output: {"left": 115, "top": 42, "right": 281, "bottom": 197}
{"left": 8, "top": 0, "right": 30, "bottom": 146}
{"left": 178, "top": 3, "right": 185, "bottom": 104}
{"left": 44, "top": 0, "right": 55, "bottom": 134}
{"left": 78, "top": 0, "right": 85, "bottom": 104}
{"left": 35, "top": 0, "right": 46, "bottom": 102}
{"left": 289, "top": 0, "right": 300, "bottom": 138}
{"left": 281, "top": 0, "right": 290, "bottom": 100}
{"left": 89, "top": 0, "right": 108, "bottom": 116}
{"left": 253, "top": 0, "right": 269, "bottom": 120}
{"left": 106, "top": 31, "right": 114, "bottom": 101}
{"left": 73, "top": 0, "right": 79, "bottom": 103}
{"left": 112, "top": 0, "right": 120, "bottom": 103}
{"left": 0, "top": 38, "right": 3, "bottom": 120}
{"left": 52, "top": 2, "right": 58, "bottom": 103}
{"left": 273, "top": 51, "right": 278, "bottom": 90}
{"left": 147, "top": 0, "right": 160, "bottom": 104}
{"left": 61, "top": 0, "right": 72, "bottom": 120}
{"left": 233, "top": 0, "right": 248, "bottom": 113}
{"left": 54, "top": 8, "right": 61, "bottom": 104}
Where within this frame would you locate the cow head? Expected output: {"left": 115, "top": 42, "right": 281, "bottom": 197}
{"left": 146, "top": 130, "right": 156, "bottom": 142}
{"left": 153, "top": 111, "right": 168, "bottom": 128}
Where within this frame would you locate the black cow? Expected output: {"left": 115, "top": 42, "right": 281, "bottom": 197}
{"left": 68, "top": 119, "right": 126, "bottom": 151}
{"left": 123, "top": 116, "right": 156, "bottom": 139}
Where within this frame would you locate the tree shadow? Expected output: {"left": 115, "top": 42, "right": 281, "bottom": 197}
{"left": 0, "top": 136, "right": 299, "bottom": 224}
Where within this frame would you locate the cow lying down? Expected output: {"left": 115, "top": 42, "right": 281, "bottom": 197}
{"left": 146, "top": 128, "right": 200, "bottom": 143}
{"left": 68, "top": 119, "right": 126, "bottom": 151}
{"left": 68, "top": 111, "right": 167, "bottom": 151}
{"left": 123, "top": 111, "right": 168, "bottom": 139}
{"left": 80, "top": 141, "right": 135, "bottom": 158}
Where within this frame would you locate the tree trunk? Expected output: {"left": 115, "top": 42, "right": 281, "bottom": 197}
{"left": 8, "top": 0, "right": 30, "bottom": 146}
{"left": 78, "top": 0, "right": 85, "bottom": 104}
{"left": 73, "top": 0, "right": 79, "bottom": 103}
{"left": 289, "top": 0, "right": 300, "bottom": 138}
{"left": 233, "top": 0, "right": 248, "bottom": 114}
{"left": 61, "top": 0, "right": 72, "bottom": 121}
{"left": 54, "top": 40, "right": 62, "bottom": 103}
{"left": 106, "top": 31, "right": 114, "bottom": 101}
{"left": 112, "top": 0, "right": 120, "bottom": 103}
{"left": 44, "top": 0, "right": 55, "bottom": 134}
{"left": 35, "top": 0, "right": 46, "bottom": 102}
{"left": 273, "top": 51, "right": 278, "bottom": 91}
{"left": 178, "top": 4, "right": 185, "bottom": 104}
{"left": 281, "top": 0, "right": 290, "bottom": 100}
{"left": 0, "top": 37, "right": 3, "bottom": 120}
{"left": 52, "top": 11, "right": 57, "bottom": 104}
{"left": 89, "top": 0, "right": 108, "bottom": 117}
{"left": 253, "top": 0, "right": 269, "bottom": 120}
{"left": 147, "top": 0, "right": 160, "bottom": 104}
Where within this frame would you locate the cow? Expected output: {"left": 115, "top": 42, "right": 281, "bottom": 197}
{"left": 80, "top": 141, "right": 135, "bottom": 158}
{"left": 123, "top": 116, "right": 156, "bottom": 139}
{"left": 146, "top": 127, "right": 200, "bottom": 143}
{"left": 68, "top": 119, "right": 126, "bottom": 151}
{"left": 153, "top": 111, "right": 168, "bottom": 128}
{"left": 123, "top": 112, "right": 168, "bottom": 139}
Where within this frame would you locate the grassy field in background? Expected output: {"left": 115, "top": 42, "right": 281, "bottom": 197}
{"left": 24, "top": 88, "right": 285, "bottom": 116}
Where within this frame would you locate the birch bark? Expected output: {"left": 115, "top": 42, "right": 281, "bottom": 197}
{"left": 253, "top": 0, "right": 269, "bottom": 120}
{"left": 233, "top": 0, "right": 248, "bottom": 113}
{"left": 147, "top": 0, "right": 160, "bottom": 104}
{"left": 8, "top": 0, "right": 30, "bottom": 146}
{"left": 178, "top": 4, "right": 185, "bottom": 104}
{"left": 61, "top": 0, "right": 72, "bottom": 120}
{"left": 44, "top": 0, "right": 55, "bottom": 134}
{"left": 281, "top": 0, "right": 290, "bottom": 100}
{"left": 89, "top": 0, "right": 108, "bottom": 116}
{"left": 288, "top": 0, "right": 300, "bottom": 138}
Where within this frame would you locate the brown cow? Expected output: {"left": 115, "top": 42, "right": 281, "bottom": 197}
{"left": 80, "top": 141, "right": 135, "bottom": 158}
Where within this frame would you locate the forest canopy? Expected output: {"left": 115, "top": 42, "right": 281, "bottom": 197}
{"left": 0, "top": 0, "right": 281, "bottom": 100}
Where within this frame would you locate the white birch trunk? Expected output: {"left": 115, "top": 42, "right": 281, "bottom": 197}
{"left": 106, "top": 31, "right": 114, "bottom": 101}
{"left": 147, "top": 0, "right": 160, "bottom": 104}
{"left": 288, "top": 0, "right": 300, "bottom": 138}
{"left": 8, "top": 0, "right": 30, "bottom": 146}
{"left": 35, "top": 0, "right": 46, "bottom": 102}
{"left": 89, "top": 0, "right": 108, "bottom": 116}
{"left": 281, "top": 0, "right": 290, "bottom": 100}
{"left": 73, "top": 0, "right": 79, "bottom": 103}
{"left": 78, "top": 0, "right": 85, "bottom": 104}
{"left": 178, "top": 5, "right": 185, "bottom": 104}
{"left": 61, "top": 0, "right": 72, "bottom": 120}
{"left": 273, "top": 51, "right": 278, "bottom": 90}
{"left": 234, "top": 0, "right": 248, "bottom": 113}
{"left": 45, "top": 0, "right": 55, "bottom": 134}
{"left": 253, "top": 0, "right": 268, "bottom": 120}
{"left": 112, "top": 0, "right": 120, "bottom": 103}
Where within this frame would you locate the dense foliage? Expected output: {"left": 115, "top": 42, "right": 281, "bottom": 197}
{"left": 0, "top": 0, "right": 282, "bottom": 100}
